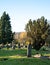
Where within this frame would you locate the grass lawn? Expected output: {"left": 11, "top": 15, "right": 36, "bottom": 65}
{"left": 0, "top": 48, "right": 50, "bottom": 65}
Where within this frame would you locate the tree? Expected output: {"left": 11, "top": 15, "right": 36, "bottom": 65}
{"left": 25, "top": 19, "right": 32, "bottom": 57}
{"left": 26, "top": 37, "right": 32, "bottom": 57}
{"left": 46, "top": 24, "right": 50, "bottom": 47}
{"left": 0, "top": 20, "right": 2, "bottom": 44}
{"left": 0, "top": 11, "right": 13, "bottom": 45}
{"left": 25, "top": 16, "right": 49, "bottom": 51}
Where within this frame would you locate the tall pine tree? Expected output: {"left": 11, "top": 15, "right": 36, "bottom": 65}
{"left": 0, "top": 19, "right": 2, "bottom": 44}
{"left": 0, "top": 11, "right": 13, "bottom": 44}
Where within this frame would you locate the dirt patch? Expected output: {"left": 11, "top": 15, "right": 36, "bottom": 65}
{"left": 33, "top": 54, "right": 41, "bottom": 58}
{"left": 33, "top": 54, "right": 50, "bottom": 60}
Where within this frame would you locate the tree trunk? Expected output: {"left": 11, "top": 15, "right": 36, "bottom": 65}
{"left": 27, "top": 43, "right": 32, "bottom": 57}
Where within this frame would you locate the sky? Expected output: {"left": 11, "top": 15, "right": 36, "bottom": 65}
{"left": 0, "top": 0, "right": 50, "bottom": 32}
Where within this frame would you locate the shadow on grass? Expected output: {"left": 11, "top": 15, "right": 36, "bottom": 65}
{"left": 0, "top": 58, "right": 8, "bottom": 61}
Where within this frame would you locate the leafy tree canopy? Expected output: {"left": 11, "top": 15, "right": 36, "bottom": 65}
{"left": 25, "top": 16, "right": 49, "bottom": 50}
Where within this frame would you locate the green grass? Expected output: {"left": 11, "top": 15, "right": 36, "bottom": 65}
{"left": 0, "top": 58, "right": 50, "bottom": 65}
{"left": 0, "top": 48, "right": 50, "bottom": 65}
{"left": 0, "top": 48, "right": 27, "bottom": 56}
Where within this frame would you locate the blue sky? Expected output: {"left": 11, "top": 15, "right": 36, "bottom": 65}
{"left": 0, "top": 0, "right": 50, "bottom": 32}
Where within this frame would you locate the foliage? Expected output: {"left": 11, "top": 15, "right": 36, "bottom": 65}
{"left": 0, "top": 20, "right": 2, "bottom": 43}
{"left": 25, "top": 16, "right": 49, "bottom": 50}
{"left": 0, "top": 11, "right": 13, "bottom": 44}
{"left": 46, "top": 24, "right": 50, "bottom": 44}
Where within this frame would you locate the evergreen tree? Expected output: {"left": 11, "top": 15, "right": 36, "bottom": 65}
{"left": 0, "top": 11, "right": 13, "bottom": 44}
{"left": 0, "top": 20, "right": 2, "bottom": 43}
